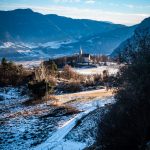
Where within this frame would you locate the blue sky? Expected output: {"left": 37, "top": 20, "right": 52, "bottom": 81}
{"left": 0, "top": 0, "right": 150, "bottom": 25}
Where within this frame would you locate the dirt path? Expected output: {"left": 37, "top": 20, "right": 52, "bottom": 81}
{"left": 33, "top": 107, "right": 96, "bottom": 150}
{"left": 55, "top": 89, "right": 114, "bottom": 103}
{"left": 33, "top": 96, "right": 114, "bottom": 150}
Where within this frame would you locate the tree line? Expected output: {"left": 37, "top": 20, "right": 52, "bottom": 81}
{"left": 95, "top": 31, "right": 150, "bottom": 150}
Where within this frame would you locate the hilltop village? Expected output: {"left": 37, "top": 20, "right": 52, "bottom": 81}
{"left": 44, "top": 48, "right": 116, "bottom": 69}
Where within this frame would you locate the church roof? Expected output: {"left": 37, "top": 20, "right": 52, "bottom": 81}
{"left": 82, "top": 53, "right": 90, "bottom": 57}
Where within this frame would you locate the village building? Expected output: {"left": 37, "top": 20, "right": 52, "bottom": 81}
{"left": 78, "top": 48, "right": 91, "bottom": 64}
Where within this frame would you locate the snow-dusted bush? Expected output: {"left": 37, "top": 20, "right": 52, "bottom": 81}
{"left": 28, "top": 80, "right": 55, "bottom": 99}
{"left": 60, "top": 65, "right": 84, "bottom": 81}
{"left": 58, "top": 81, "right": 83, "bottom": 93}
{"left": 0, "top": 58, "right": 32, "bottom": 87}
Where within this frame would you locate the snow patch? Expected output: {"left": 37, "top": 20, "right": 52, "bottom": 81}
{"left": 0, "top": 42, "right": 16, "bottom": 48}
{"left": 17, "top": 49, "right": 31, "bottom": 53}
{"left": 74, "top": 65, "right": 119, "bottom": 75}
{"left": 16, "top": 60, "right": 42, "bottom": 68}
{"left": 52, "top": 140, "right": 86, "bottom": 150}
{"left": 38, "top": 40, "right": 75, "bottom": 49}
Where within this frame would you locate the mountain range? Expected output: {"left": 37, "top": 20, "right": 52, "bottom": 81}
{"left": 0, "top": 9, "right": 126, "bottom": 42}
{"left": 112, "top": 16, "right": 150, "bottom": 57}
{"left": 0, "top": 9, "right": 149, "bottom": 61}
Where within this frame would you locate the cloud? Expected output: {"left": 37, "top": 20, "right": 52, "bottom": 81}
{"left": 85, "top": 0, "right": 96, "bottom": 4}
{"left": 54, "top": 0, "right": 80, "bottom": 3}
{"left": 124, "top": 3, "right": 150, "bottom": 9}
{"left": 53, "top": 0, "right": 96, "bottom": 4}
{"left": 124, "top": 4, "right": 135, "bottom": 9}
{"left": 109, "top": 3, "right": 119, "bottom": 7}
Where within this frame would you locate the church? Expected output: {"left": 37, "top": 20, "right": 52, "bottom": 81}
{"left": 78, "top": 48, "right": 91, "bottom": 64}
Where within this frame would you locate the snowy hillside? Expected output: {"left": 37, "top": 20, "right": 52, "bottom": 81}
{"left": 0, "top": 87, "right": 115, "bottom": 150}
{"left": 0, "top": 9, "right": 137, "bottom": 60}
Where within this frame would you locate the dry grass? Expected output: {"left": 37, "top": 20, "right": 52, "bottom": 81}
{"left": 55, "top": 89, "right": 114, "bottom": 103}
{"left": 3, "top": 102, "right": 79, "bottom": 120}
{"left": 42, "top": 105, "right": 80, "bottom": 118}
{"left": 2, "top": 107, "right": 52, "bottom": 119}
{"left": 3, "top": 89, "right": 113, "bottom": 120}
{"left": 23, "top": 95, "right": 59, "bottom": 106}
{"left": 2, "top": 104, "right": 79, "bottom": 120}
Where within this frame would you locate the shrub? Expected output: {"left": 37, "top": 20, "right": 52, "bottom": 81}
{"left": 28, "top": 80, "right": 55, "bottom": 99}
{"left": 93, "top": 74, "right": 103, "bottom": 85}
{"left": 59, "top": 81, "right": 83, "bottom": 93}
{"left": 60, "top": 65, "right": 82, "bottom": 80}
{"left": 0, "top": 58, "right": 31, "bottom": 87}
{"left": 84, "top": 76, "right": 95, "bottom": 87}
{"left": 102, "top": 70, "right": 109, "bottom": 82}
{"left": 34, "top": 61, "right": 58, "bottom": 82}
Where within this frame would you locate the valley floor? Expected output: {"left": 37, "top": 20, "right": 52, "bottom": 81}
{"left": 0, "top": 87, "right": 114, "bottom": 150}
{"left": 74, "top": 65, "right": 119, "bottom": 75}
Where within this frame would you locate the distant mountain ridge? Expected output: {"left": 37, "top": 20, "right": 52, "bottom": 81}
{"left": 0, "top": 8, "right": 125, "bottom": 43}
{"left": 0, "top": 9, "right": 138, "bottom": 60}
{"left": 111, "top": 17, "right": 150, "bottom": 57}
{"left": 72, "top": 25, "right": 136, "bottom": 55}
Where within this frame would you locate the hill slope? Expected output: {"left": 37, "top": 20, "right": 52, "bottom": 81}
{"left": 0, "top": 9, "right": 125, "bottom": 43}
{"left": 0, "top": 9, "right": 137, "bottom": 60}
{"left": 111, "top": 17, "right": 150, "bottom": 57}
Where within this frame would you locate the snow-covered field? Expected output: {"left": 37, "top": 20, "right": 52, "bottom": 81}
{"left": 0, "top": 87, "right": 115, "bottom": 150}
{"left": 0, "top": 40, "right": 77, "bottom": 62}
{"left": 43, "top": 97, "right": 114, "bottom": 150}
{"left": 0, "top": 40, "right": 75, "bottom": 50}
{"left": 0, "top": 87, "right": 73, "bottom": 150}
{"left": 16, "top": 60, "right": 42, "bottom": 68}
{"left": 74, "top": 65, "right": 119, "bottom": 75}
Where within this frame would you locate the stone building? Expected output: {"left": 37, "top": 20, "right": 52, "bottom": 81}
{"left": 78, "top": 48, "right": 91, "bottom": 63}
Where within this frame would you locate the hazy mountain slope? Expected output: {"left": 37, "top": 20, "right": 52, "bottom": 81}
{"left": 0, "top": 9, "right": 125, "bottom": 43}
{"left": 0, "top": 9, "right": 65, "bottom": 42}
{"left": 111, "top": 17, "right": 150, "bottom": 57}
{"left": 0, "top": 9, "right": 137, "bottom": 60}
{"left": 45, "top": 14, "right": 125, "bottom": 39}
{"left": 69, "top": 25, "right": 136, "bottom": 55}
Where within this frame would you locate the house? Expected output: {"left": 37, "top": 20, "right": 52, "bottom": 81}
{"left": 78, "top": 48, "right": 91, "bottom": 64}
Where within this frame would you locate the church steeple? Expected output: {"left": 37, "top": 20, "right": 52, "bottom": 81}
{"left": 80, "top": 46, "right": 83, "bottom": 55}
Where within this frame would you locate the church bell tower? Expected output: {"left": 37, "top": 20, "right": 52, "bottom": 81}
{"left": 80, "top": 47, "right": 83, "bottom": 55}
